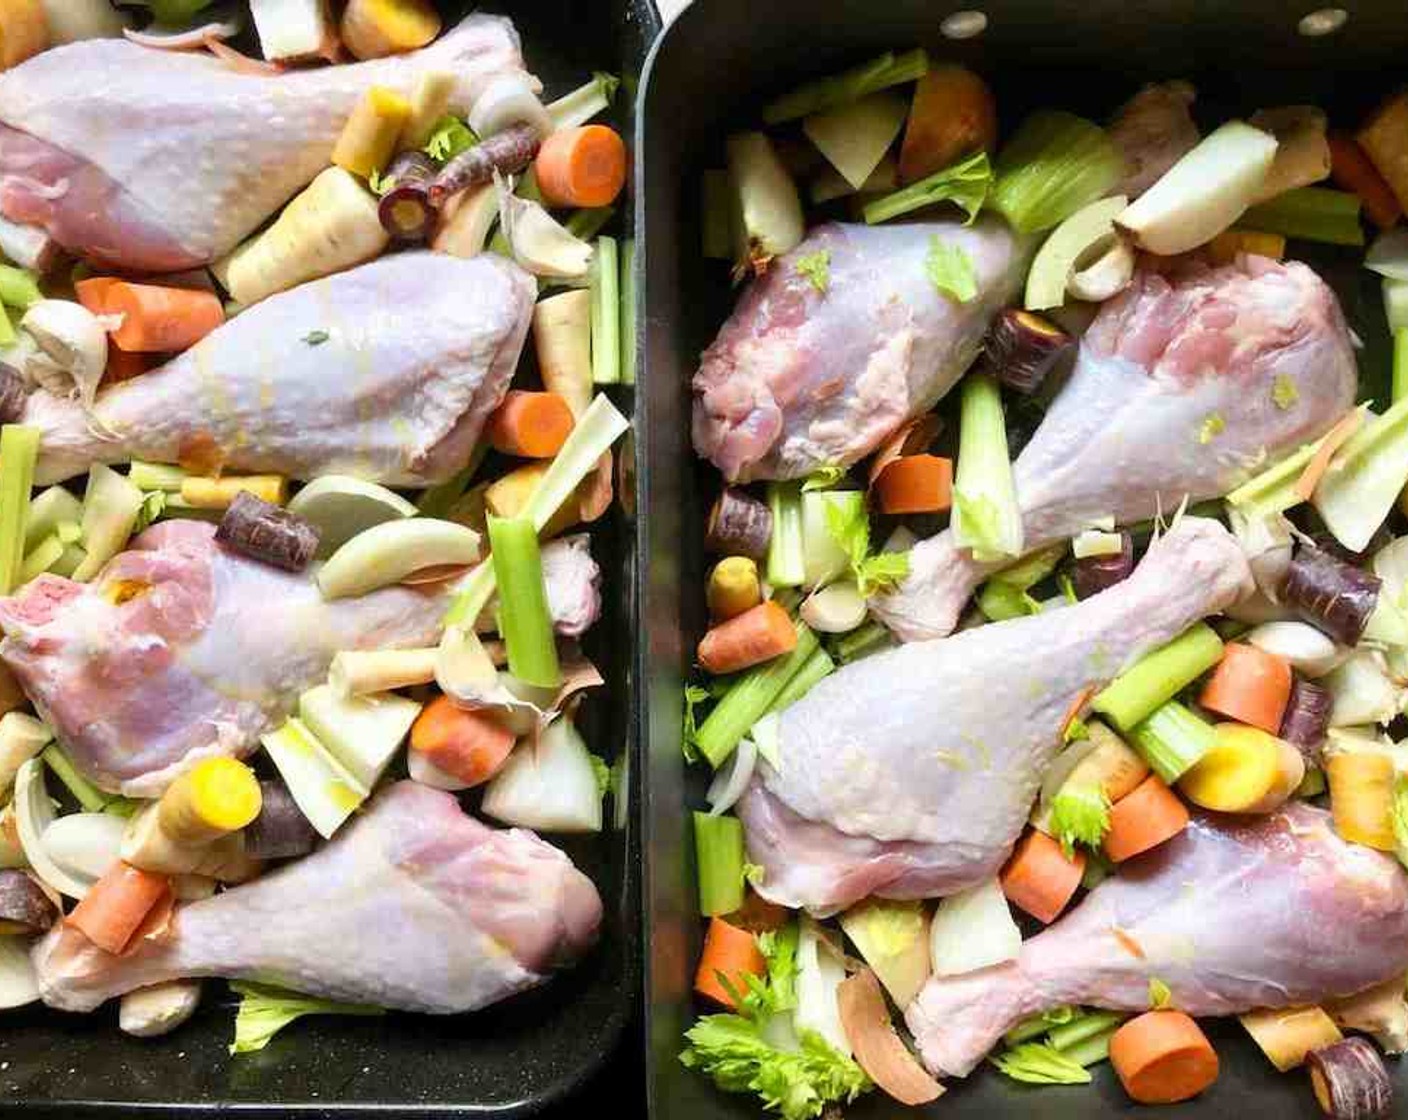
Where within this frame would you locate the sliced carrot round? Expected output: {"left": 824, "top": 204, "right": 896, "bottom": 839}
{"left": 1198, "top": 642, "right": 1292, "bottom": 734}
{"left": 694, "top": 916, "right": 765, "bottom": 1008}
{"left": 999, "top": 828, "right": 1084, "bottom": 924}
{"left": 1110, "top": 1010, "right": 1219, "bottom": 1104}
{"left": 534, "top": 125, "right": 627, "bottom": 208}
{"left": 1103, "top": 774, "right": 1189, "bottom": 863}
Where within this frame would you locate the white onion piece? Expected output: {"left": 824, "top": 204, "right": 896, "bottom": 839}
{"left": 1366, "top": 227, "right": 1408, "bottom": 282}
{"left": 795, "top": 918, "right": 850, "bottom": 1056}
{"left": 1325, "top": 652, "right": 1402, "bottom": 728}
{"left": 14, "top": 759, "right": 92, "bottom": 899}
{"left": 42, "top": 812, "right": 124, "bottom": 881}
{"left": 0, "top": 936, "right": 38, "bottom": 1009}
{"left": 125, "top": 11, "right": 243, "bottom": 50}
{"left": 407, "top": 748, "right": 469, "bottom": 792}
{"left": 751, "top": 712, "right": 781, "bottom": 769}
{"left": 481, "top": 718, "right": 602, "bottom": 833}
{"left": 1246, "top": 621, "right": 1345, "bottom": 679}
{"left": 706, "top": 735, "right": 757, "bottom": 816}
{"left": 468, "top": 73, "right": 551, "bottom": 139}
{"left": 930, "top": 877, "right": 1022, "bottom": 977}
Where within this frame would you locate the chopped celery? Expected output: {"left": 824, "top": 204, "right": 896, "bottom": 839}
{"left": 1048, "top": 782, "right": 1111, "bottom": 857}
{"left": 590, "top": 236, "right": 620, "bottom": 385}
{"left": 702, "top": 169, "right": 733, "bottom": 261}
{"left": 987, "top": 543, "right": 1066, "bottom": 591}
{"left": 1298, "top": 766, "right": 1327, "bottom": 798}
{"left": 862, "top": 151, "right": 991, "bottom": 226}
{"left": 0, "top": 303, "right": 13, "bottom": 347}
{"left": 41, "top": 743, "right": 107, "bottom": 813}
{"left": 0, "top": 264, "right": 40, "bottom": 310}
{"left": 762, "top": 49, "right": 927, "bottom": 125}
{"left": 1128, "top": 700, "right": 1217, "bottom": 783}
{"left": 766, "top": 482, "right": 806, "bottom": 588}
{"left": 0, "top": 425, "right": 40, "bottom": 595}
{"left": 952, "top": 373, "right": 1023, "bottom": 562}
{"left": 443, "top": 396, "right": 629, "bottom": 626}
{"left": 128, "top": 461, "right": 188, "bottom": 493}
{"left": 1093, "top": 622, "right": 1224, "bottom": 733}
{"left": 1394, "top": 329, "right": 1408, "bottom": 403}
{"left": 1224, "top": 415, "right": 1363, "bottom": 520}
{"left": 229, "top": 981, "right": 383, "bottom": 1055}
{"left": 416, "top": 442, "right": 489, "bottom": 518}
{"left": 297, "top": 685, "right": 420, "bottom": 791}
{"left": 696, "top": 621, "right": 819, "bottom": 767}
{"left": 620, "top": 238, "right": 637, "bottom": 386}
{"left": 565, "top": 206, "right": 616, "bottom": 243}
{"left": 487, "top": 515, "right": 561, "bottom": 689}
{"left": 977, "top": 580, "right": 1040, "bottom": 621}
{"left": 801, "top": 489, "right": 861, "bottom": 587}
{"left": 1047, "top": 1010, "right": 1126, "bottom": 1054}
{"left": 421, "top": 115, "right": 476, "bottom": 163}
{"left": 546, "top": 72, "right": 620, "bottom": 131}
{"left": 19, "top": 534, "right": 63, "bottom": 584}
{"left": 1241, "top": 187, "right": 1365, "bottom": 247}
{"left": 260, "top": 718, "right": 367, "bottom": 839}
{"left": 1314, "top": 394, "right": 1408, "bottom": 552}
{"left": 73, "top": 463, "right": 143, "bottom": 582}
{"left": 694, "top": 811, "right": 745, "bottom": 916}
{"left": 1388, "top": 278, "right": 1408, "bottom": 334}
{"left": 991, "top": 1042, "right": 1091, "bottom": 1085}
{"left": 1060, "top": 1024, "right": 1118, "bottom": 1068}
{"left": 1005, "top": 1007, "right": 1078, "bottom": 1046}
{"left": 990, "top": 111, "right": 1123, "bottom": 234}
{"left": 23, "top": 485, "right": 81, "bottom": 553}
{"left": 768, "top": 646, "right": 834, "bottom": 714}
{"left": 833, "top": 620, "right": 890, "bottom": 663}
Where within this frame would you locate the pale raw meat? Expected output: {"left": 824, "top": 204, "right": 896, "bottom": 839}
{"left": 0, "top": 14, "right": 528, "bottom": 271}
{"left": 0, "top": 522, "right": 600, "bottom": 796}
{"left": 692, "top": 219, "right": 1028, "bottom": 482}
{"left": 23, "top": 252, "right": 534, "bottom": 486}
{"left": 738, "top": 517, "right": 1250, "bottom": 914}
{"left": 34, "top": 782, "right": 603, "bottom": 1013}
{"left": 873, "top": 257, "right": 1357, "bottom": 641}
{"left": 906, "top": 803, "right": 1408, "bottom": 1077}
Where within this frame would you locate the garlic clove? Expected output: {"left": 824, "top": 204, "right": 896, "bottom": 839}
{"left": 20, "top": 299, "right": 108, "bottom": 408}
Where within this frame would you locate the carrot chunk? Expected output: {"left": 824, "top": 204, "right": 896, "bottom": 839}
{"left": 67, "top": 861, "right": 170, "bottom": 955}
{"left": 1199, "top": 642, "right": 1293, "bottom": 733}
{"left": 485, "top": 390, "right": 576, "bottom": 459}
{"left": 999, "top": 828, "right": 1084, "bottom": 924}
{"left": 534, "top": 125, "right": 628, "bottom": 208}
{"left": 873, "top": 454, "right": 953, "bottom": 515}
{"left": 696, "top": 600, "right": 797, "bottom": 676}
{"left": 694, "top": 916, "right": 765, "bottom": 1009}
{"left": 105, "top": 282, "right": 225, "bottom": 353}
{"left": 409, "top": 695, "right": 516, "bottom": 788}
{"left": 1103, "top": 774, "right": 1189, "bottom": 863}
{"left": 1110, "top": 1010, "right": 1219, "bottom": 1104}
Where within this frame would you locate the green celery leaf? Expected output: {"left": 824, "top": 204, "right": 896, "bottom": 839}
{"left": 1392, "top": 775, "right": 1408, "bottom": 872}
{"left": 1048, "top": 782, "right": 1111, "bottom": 858}
{"left": 741, "top": 923, "right": 799, "bottom": 1019}
{"left": 794, "top": 250, "right": 831, "bottom": 295}
{"left": 683, "top": 683, "right": 712, "bottom": 761}
{"left": 132, "top": 491, "right": 166, "bottom": 534}
{"left": 424, "top": 116, "right": 478, "bottom": 162}
{"left": 589, "top": 754, "right": 611, "bottom": 796}
{"left": 823, "top": 494, "right": 870, "bottom": 573}
{"left": 802, "top": 465, "right": 848, "bottom": 492}
{"left": 1148, "top": 977, "right": 1173, "bottom": 1010}
{"left": 991, "top": 1042, "right": 1092, "bottom": 1085}
{"left": 924, "top": 237, "right": 977, "bottom": 303}
{"left": 229, "top": 982, "right": 383, "bottom": 1055}
{"left": 856, "top": 551, "right": 910, "bottom": 597}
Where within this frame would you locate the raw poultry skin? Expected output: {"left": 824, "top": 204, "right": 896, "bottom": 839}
{"left": 0, "top": 14, "right": 528, "bottom": 271}
{"left": 692, "top": 219, "right": 1028, "bottom": 482}
{"left": 738, "top": 517, "right": 1251, "bottom": 914}
{"left": 0, "top": 521, "right": 601, "bottom": 797}
{"left": 22, "top": 252, "right": 535, "bottom": 486}
{"left": 907, "top": 803, "right": 1408, "bottom": 1077}
{"left": 33, "top": 781, "right": 604, "bottom": 1013}
{"left": 873, "top": 256, "right": 1358, "bottom": 641}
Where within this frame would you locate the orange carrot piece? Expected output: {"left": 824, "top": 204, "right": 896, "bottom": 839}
{"left": 74, "top": 276, "right": 120, "bottom": 317}
{"left": 409, "top": 694, "right": 516, "bottom": 787}
{"left": 1104, "top": 774, "right": 1190, "bottom": 863}
{"left": 873, "top": 454, "right": 953, "bottom": 515}
{"left": 534, "top": 125, "right": 628, "bottom": 208}
{"left": 694, "top": 916, "right": 765, "bottom": 1009}
{"left": 1110, "top": 1010, "right": 1219, "bottom": 1104}
{"left": 1059, "top": 685, "right": 1095, "bottom": 740}
{"left": 105, "top": 282, "right": 225, "bottom": 353}
{"left": 485, "top": 390, "right": 576, "bottom": 459}
{"left": 67, "top": 861, "right": 170, "bottom": 955}
{"left": 1199, "top": 642, "right": 1293, "bottom": 734}
{"left": 1329, "top": 133, "right": 1402, "bottom": 231}
{"left": 898, "top": 66, "right": 997, "bottom": 185}
{"left": 999, "top": 829, "right": 1085, "bottom": 924}
{"left": 103, "top": 347, "right": 157, "bottom": 387}
{"left": 1296, "top": 408, "right": 1364, "bottom": 502}
{"left": 725, "top": 889, "right": 792, "bottom": 934}
{"left": 696, "top": 599, "right": 797, "bottom": 676}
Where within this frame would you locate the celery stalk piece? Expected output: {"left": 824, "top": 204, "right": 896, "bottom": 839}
{"left": 696, "top": 621, "right": 819, "bottom": 767}
{"left": 762, "top": 49, "right": 928, "bottom": 125}
{"left": 128, "top": 461, "right": 188, "bottom": 493}
{"left": 296, "top": 684, "right": 421, "bottom": 791}
{"left": 862, "top": 151, "right": 992, "bottom": 226}
{"left": 1128, "top": 700, "right": 1217, "bottom": 783}
{"left": 545, "top": 72, "right": 620, "bottom": 131}
{"left": 1223, "top": 413, "right": 1365, "bottom": 521}
{"left": 564, "top": 206, "right": 615, "bottom": 243}
{"left": 22, "top": 485, "right": 82, "bottom": 553}
{"left": 800, "top": 489, "right": 861, "bottom": 588}
{"left": 73, "top": 463, "right": 145, "bottom": 583}
{"left": 1241, "top": 186, "right": 1365, "bottom": 247}
{"left": 702, "top": 170, "right": 733, "bottom": 261}
{"left": 0, "top": 425, "right": 40, "bottom": 595}
{"left": 768, "top": 645, "right": 834, "bottom": 714}
{"left": 487, "top": 515, "right": 561, "bottom": 689}
{"left": 1005, "top": 1007, "right": 1079, "bottom": 1046}
{"left": 0, "top": 303, "right": 15, "bottom": 347}
{"left": 693, "top": 811, "right": 745, "bottom": 916}
{"left": 19, "top": 534, "right": 64, "bottom": 584}
{"left": 590, "top": 235, "right": 620, "bottom": 385}
{"left": 1092, "top": 622, "right": 1224, "bottom": 733}
{"left": 620, "top": 238, "right": 637, "bottom": 386}
{"left": 1047, "top": 1010, "right": 1126, "bottom": 1053}
{"left": 41, "top": 743, "right": 107, "bottom": 813}
{"left": 1388, "top": 278, "right": 1408, "bottom": 334}
{"left": 260, "top": 718, "right": 367, "bottom": 840}
{"left": 1060, "top": 1024, "right": 1121, "bottom": 1067}
{"left": 415, "top": 442, "right": 489, "bottom": 518}
{"left": 833, "top": 620, "right": 889, "bottom": 663}
{"left": 443, "top": 396, "right": 629, "bottom": 627}
{"left": 1394, "top": 329, "right": 1408, "bottom": 404}
{"left": 0, "top": 264, "right": 41, "bottom": 311}
{"left": 990, "top": 111, "right": 1123, "bottom": 234}
{"left": 50, "top": 544, "right": 84, "bottom": 578}
{"left": 229, "top": 981, "right": 383, "bottom": 1055}
{"left": 952, "top": 373, "right": 1023, "bottom": 562}
{"left": 1313, "top": 394, "right": 1408, "bottom": 552}
{"left": 978, "top": 580, "right": 1040, "bottom": 622}
{"left": 766, "top": 482, "right": 806, "bottom": 588}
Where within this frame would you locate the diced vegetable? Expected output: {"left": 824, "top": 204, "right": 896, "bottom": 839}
{"left": 1072, "top": 532, "right": 1135, "bottom": 599}
{"left": 230, "top": 980, "right": 383, "bottom": 1054}
{"left": 1249, "top": 105, "right": 1331, "bottom": 204}
{"left": 1240, "top": 1006, "right": 1343, "bottom": 1072}
{"left": 706, "top": 488, "right": 772, "bottom": 560}
{"left": 803, "top": 92, "right": 907, "bottom": 192}
{"left": 991, "top": 111, "right": 1124, "bottom": 234}
{"left": 429, "top": 126, "right": 540, "bottom": 204}
{"left": 985, "top": 309, "right": 1074, "bottom": 396}
{"left": 1110, "top": 1011, "right": 1219, "bottom": 1105}
{"left": 839, "top": 900, "right": 930, "bottom": 1009}
{"left": 1126, "top": 701, "right": 1217, "bottom": 783}
{"left": 298, "top": 684, "right": 419, "bottom": 790}
{"left": 765, "top": 481, "right": 805, "bottom": 588}
{"left": 1387, "top": 278, "right": 1408, "bottom": 334}
{"left": 928, "top": 876, "right": 1021, "bottom": 977}
{"left": 0, "top": 711, "right": 48, "bottom": 791}
{"left": 0, "top": 365, "right": 22, "bottom": 427}
{"left": 898, "top": 65, "right": 996, "bottom": 184}
{"left": 1325, "top": 652, "right": 1400, "bottom": 727}
{"left": 727, "top": 132, "right": 805, "bottom": 269}
{"left": 72, "top": 463, "right": 142, "bottom": 583}
{"left": 547, "top": 71, "right": 620, "bottom": 131}
{"left": 1328, "top": 133, "right": 1401, "bottom": 230}
{"left": 837, "top": 968, "right": 944, "bottom": 1107}
{"left": 259, "top": 719, "right": 367, "bottom": 839}
{"left": 1179, "top": 724, "right": 1304, "bottom": 814}
{"left": 1313, "top": 396, "right": 1408, "bottom": 553}
{"left": 1199, "top": 642, "right": 1293, "bottom": 733}
{"left": 799, "top": 582, "right": 867, "bottom": 635}
{"left": 952, "top": 372, "right": 1022, "bottom": 562}
{"left": 1093, "top": 623, "right": 1224, "bottom": 734}
{"left": 0, "top": 264, "right": 41, "bottom": 311}
{"left": 767, "top": 646, "right": 834, "bottom": 713}
{"left": 705, "top": 733, "right": 757, "bottom": 818}
{"left": 1000, "top": 829, "right": 1084, "bottom": 924}
{"left": 249, "top": 0, "right": 336, "bottom": 61}
{"left": 1024, "top": 195, "right": 1129, "bottom": 311}
{"left": 316, "top": 518, "right": 480, "bottom": 600}
{"left": 533, "top": 289, "right": 592, "bottom": 417}
{"left": 242, "top": 779, "right": 317, "bottom": 861}
{"left": 119, "top": 979, "right": 201, "bottom": 1039}
{"left": 67, "top": 861, "right": 169, "bottom": 955}
{"left": 762, "top": 48, "right": 928, "bottom": 125}
{"left": 861, "top": 150, "right": 990, "bottom": 226}
{"left": 486, "top": 514, "right": 560, "bottom": 687}
{"left": 1281, "top": 677, "right": 1332, "bottom": 759}
{"left": 692, "top": 811, "right": 745, "bottom": 917}
{"left": 328, "top": 648, "right": 435, "bottom": 697}
{"left": 698, "top": 600, "right": 797, "bottom": 677}
{"left": 408, "top": 694, "right": 515, "bottom": 789}
{"left": 1242, "top": 187, "right": 1364, "bottom": 247}
{"left": 183, "top": 475, "right": 286, "bottom": 512}
{"left": 872, "top": 455, "right": 951, "bottom": 515}
{"left": 0, "top": 869, "right": 56, "bottom": 935}
{"left": 15, "top": 757, "right": 95, "bottom": 898}
{"left": 534, "top": 125, "right": 627, "bottom": 209}
{"left": 1357, "top": 92, "right": 1408, "bottom": 213}
{"left": 589, "top": 235, "right": 620, "bottom": 385}
{"left": 157, "top": 757, "right": 262, "bottom": 847}
{"left": 1326, "top": 977, "right": 1408, "bottom": 1056}
{"left": 992, "top": 1040, "right": 1092, "bottom": 1084}
{"left": 43, "top": 741, "right": 107, "bottom": 812}
{"left": 708, "top": 557, "right": 761, "bottom": 621}
{"left": 481, "top": 716, "right": 603, "bottom": 834}
{"left": 1305, "top": 1036, "right": 1394, "bottom": 1120}
{"left": 333, "top": 85, "right": 411, "bottom": 179}
{"left": 284, "top": 476, "right": 414, "bottom": 559}
{"left": 799, "top": 489, "right": 860, "bottom": 588}
{"left": 1115, "top": 121, "right": 1279, "bottom": 255}
{"left": 1327, "top": 749, "right": 1395, "bottom": 850}
{"left": 695, "top": 621, "right": 819, "bottom": 767}
{"left": 1104, "top": 773, "right": 1190, "bottom": 862}
{"left": 0, "top": 424, "right": 39, "bottom": 594}
{"left": 338, "top": 0, "right": 437, "bottom": 60}
{"left": 1246, "top": 621, "right": 1341, "bottom": 679}
{"left": 102, "top": 280, "right": 223, "bottom": 354}
{"left": 376, "top": 150, "right": 437, "bottom": 242}
{"left": 1282, "top": 546, "right": 1380, "bottom": 646}
{"left": 486, "top": 391, "right": 575, "bottom": 460}
{"left": 694, "top": 915, "right": 766, "bottom": 1009}
{"left": 120, "top": 804, "right": 256, "bottom": 882}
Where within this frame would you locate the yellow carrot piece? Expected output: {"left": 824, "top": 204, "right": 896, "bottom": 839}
{"left": 1208, "top": 229, "right": 1286, "bottom": 265}
{"left": 707, "top": 557, "right": 762, "bottom": 621}
{"left": 180, "top": 474, "right": 288, "bottom": 510}
{"left": 1178, "top": 724, "right": 1303, "bottom": 815}
{"left": 158, "top": 757, "right": 263, "bottom": 846}
{"left": 484, "top": 462, "right": 579, "bottom": 538}
{"left": 0, "top": 0, "right": 48, "bottom": 71}
{"left": 1239, "top": 1006, "right": 1341, "bottom": 1072}
{"left": 1327, "top": 750, "right": 1396, "bottom": 850}
{"left": 332, "top": 86, "right": 412, "bottom": 179}
{"left": 340, "top": 0, "right": 439, "bottom": 61}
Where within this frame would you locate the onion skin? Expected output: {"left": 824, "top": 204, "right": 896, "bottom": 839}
{"left": 705, "top": 488, "right": 773, "bottom": 560}
{"left": 1306, "top": 1037, "right": 1393, "bottom": 1120}
{"left": 1281, "top": 546, "right": 1381, "bottom": 647}
{"left": 0, "top": 364, "right": 24, "bottom": 424}
{"left": 429, "top": 125, "right": 542, "bottom": 206}
{"left": 1279, "top": 677, "right": 1331, "bottom": 763}
{"left": 216, "top": 491, "right": 320, "bottom": 573}
{"left": 243, "top": 780, "right": 317, "bottom": 861}
{"left": 984, "top": 308, "right": 1073, "bottom": 395}
{"left": 0, "top": 869, "right": 58, "bottom": 935}
{"left": 1072, "top": 531, "right": 1134, "bottom": 599}
{"left": 837, "top": 968, "right": 944, "bottom": 1106}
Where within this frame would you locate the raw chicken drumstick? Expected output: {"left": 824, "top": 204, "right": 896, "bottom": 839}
{"left": 739, "top": 517, "right": 1251, "bottom": 914}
